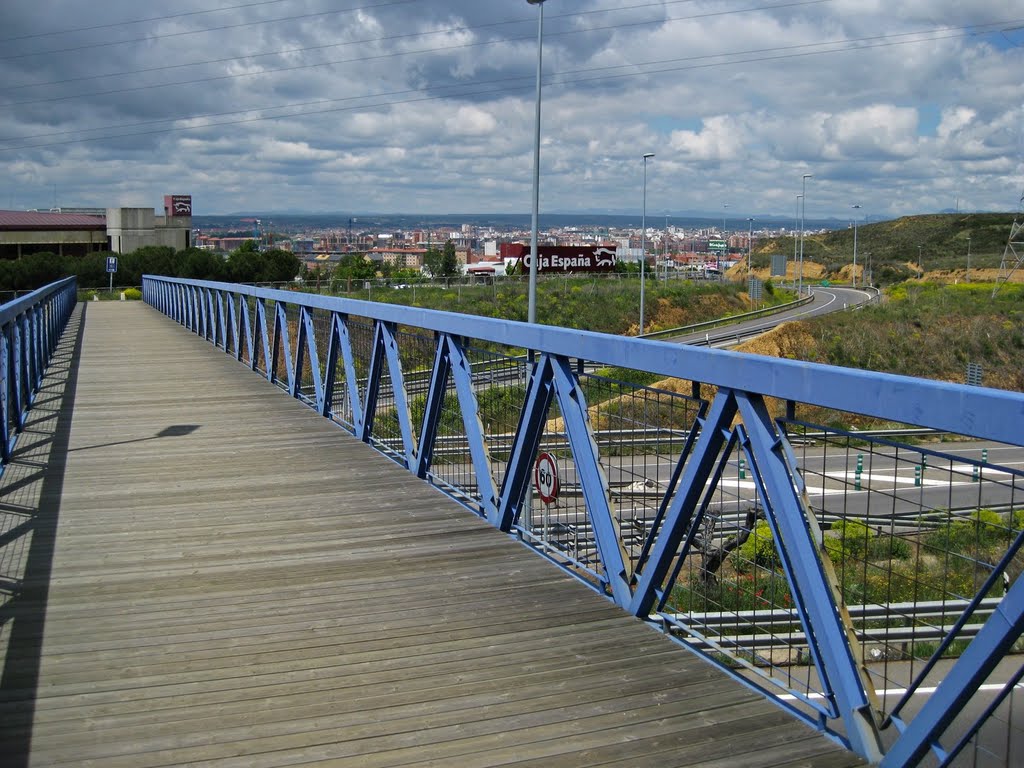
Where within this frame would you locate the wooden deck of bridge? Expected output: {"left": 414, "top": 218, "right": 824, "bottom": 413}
{"left": 0, "top": 302, "right": 863, "bottom": 768}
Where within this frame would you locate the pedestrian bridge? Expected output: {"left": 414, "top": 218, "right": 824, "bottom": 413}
{"left": 1, "top": 277, "right": 1022, "bottom": 767}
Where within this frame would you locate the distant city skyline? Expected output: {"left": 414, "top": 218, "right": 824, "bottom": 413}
{"left": 2, "top": 2, "right": 1022, "bottom": 219}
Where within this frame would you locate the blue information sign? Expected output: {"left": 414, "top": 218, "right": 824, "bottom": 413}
{"left": 106, "top": 256, "right": 118, "bottom": 273}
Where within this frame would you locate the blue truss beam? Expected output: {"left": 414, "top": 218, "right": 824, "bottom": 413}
{"left": 630, "top": 391, "right": 738, "bottom": 617}
{"left": 380, "top": 321, "right": 417, "bottom": 468}
{"left": 550, "top": 355, "right": 631, "bottom": 605}
{"left": 495, "top": 356, "right": 554, "bottom": 531}
{"left": 414, "top": 334, "right": 453, "bottom": 480}
{"left": 735, "top": 392, "right": 884, "bottom": 761}
{"left": 447, "top": 336, "right": 497, "bottom": 519}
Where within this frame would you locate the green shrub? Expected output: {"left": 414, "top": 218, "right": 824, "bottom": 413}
{"left": 925, "top": 509, "right": 1007, "bottom": 554}
{"left": 735, "top": 520, "right": 780, "bottom": 571}
{"left": 123, "top": 287, "right": 142, "bottom": 300}
{"left": 871, "top": 534, "right": 911, "bottom": 560}
{"left": 825, "top": 519, "right": 872, "bottom": 562}
{"left": 1012, "top": 509, "right": 1024, "bottom": 531}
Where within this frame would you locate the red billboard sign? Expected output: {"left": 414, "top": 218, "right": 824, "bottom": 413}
{"left": 502, "top": 244, "right": 617, "bottom": 273}
{"left": 164, "top": 194, "right": 192, "bottom": 217}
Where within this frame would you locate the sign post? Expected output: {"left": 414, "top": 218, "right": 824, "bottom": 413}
{"left": 534, "top": 452, "right": 559, "bottom": 543}
{"left": 106, "top": 256, "right": 118, "bottom": 293}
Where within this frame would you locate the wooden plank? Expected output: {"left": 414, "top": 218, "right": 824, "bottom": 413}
{"left": 0, "top": 303, "right": 862, "bottom": 767}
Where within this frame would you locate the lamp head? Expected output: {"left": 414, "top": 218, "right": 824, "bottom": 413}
{"left": 527, "top": 0, "right": 546, "bottom": 5}
{"left": 803, "top": 174, "right": 813, "bottom": 179}
{"left": 643, "top": 152, "right": 655, "bottom": 159}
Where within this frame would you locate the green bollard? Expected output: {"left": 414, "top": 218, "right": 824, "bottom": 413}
{"left": 739, "top": 458, "right": 745, "bottom": 480}
{"left": 914, "top": 465, "right": 921, "bottom": 487}
{"left": 856, "top": 453, "right": 863, "bottom": 472}
{"left": 855, "top": 470, "right": 862, "bottom": 491}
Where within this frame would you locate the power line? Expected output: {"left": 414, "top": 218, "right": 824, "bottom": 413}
{"left": 0, "top": 0, "right": 420, "bottom": 61}
{"left": 8, "top": 19, "right": 1004, "bottom": 146}
{"left": 2, "top": 21, "right": 1010, "bottom": 154}
{"left": 0, "top": 0, "right": 296, "bottom": 43}
{"left": 1, "top": 0, "right": 702, "bottom": 91}
{"left": 3, "top": 1, "right": 831, "bottom": 107}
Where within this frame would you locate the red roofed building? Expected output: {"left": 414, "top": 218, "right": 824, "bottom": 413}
{"left": 0, "top": 196, "right": 192, "bottom": 259}
{"left": 0, "top": 210, "right": 107, "bottom": 259}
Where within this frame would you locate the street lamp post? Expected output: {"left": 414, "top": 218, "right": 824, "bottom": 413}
{"left": 794, "top": 194, "right": 801, "bottom": 288}
{"left": 967, "top": 236, "right": 972, "bottom": 282}
{"left": 799, "top": 174, "right": 812, "bottom": 295}
{"left": 746, "top": 217, "right": 754, "bottom": 306}
{"left": 746, "top": 217, "right": 754, "bottom": 275}
{"left": 664, "top": 213, "right": 669, "bottom": 280}
{"left": 524, "top": 0, "right": 547, "bottom": 534}
{"left": 851, "top": 204, "right": 861, "bottom": 288}
{"left": 720, "top": 203, "right": 729, "bottom": 275}
{"left": 526, "top": 0, "right": 546, "bottom": 326}
{"left": 918, "top": 245, "right": 924, "bottom": 278}
{"left": 640, "top": 152, "right": 655, "bottom": 334}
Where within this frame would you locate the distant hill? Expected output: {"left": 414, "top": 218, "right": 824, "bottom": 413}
{"left": 752, "top": 212, "right": 1018, "bottom": 285}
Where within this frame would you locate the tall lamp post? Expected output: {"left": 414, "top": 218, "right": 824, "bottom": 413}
{"left": 851, "top": 204, "right": 861, "bottom": 288}
{"left": 918, "top": 245, "right": 924, "bottom": 278}
{"left": 746, "top": 217, "right": 754, "bottom": 306}
{"left": 720, "top": 203, "right": 729, "bottom": 275}
{"left": 663, "top": 212, "right": 669, "bottom": 280}
{"left": 640, "top": 152, "right": 655, "bottom": 334}
{"left": 526, "top": 0, "right": 546, "bottom": 325}
{"left": 966, "top": 236, "right": 972, "bottom": 282}
{"left": 794, "top": 194, "right": 801, "bottom": 287}
{"left": 799, "top": 174, "right": 812, "bottom": 295}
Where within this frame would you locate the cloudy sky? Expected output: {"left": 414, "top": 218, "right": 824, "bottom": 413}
{"left": 1, "top": 0, "right": 1022, "bottom": 220}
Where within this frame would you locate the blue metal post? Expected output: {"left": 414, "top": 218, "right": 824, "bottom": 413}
{"left": 551, "top": 356, "right": 631, "bottom": 606}
{"left": 495, "top": 355, "right": 555, "bottom": 530}
{"left": 736, "top": 392, "right": 883, "bottom": 762}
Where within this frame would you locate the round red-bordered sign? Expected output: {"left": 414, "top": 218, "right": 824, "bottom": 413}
{"left": 534, "top": 452, "right": 559, "bottom": 504}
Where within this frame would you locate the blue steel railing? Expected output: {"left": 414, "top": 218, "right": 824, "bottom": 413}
{"left": 0, "top": 277, "right": 77, "bottom": 476}
{"left": 143, "top": 275, "right": 1024, "bottom": 766}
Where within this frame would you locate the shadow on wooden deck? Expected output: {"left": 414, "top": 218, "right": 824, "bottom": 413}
{"left": 0, "top": 304, "right": 86, "bottom": 768}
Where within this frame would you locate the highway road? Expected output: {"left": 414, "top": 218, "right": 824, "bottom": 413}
{"left": 664, "top": 285, "right": 877, "bottom": 347}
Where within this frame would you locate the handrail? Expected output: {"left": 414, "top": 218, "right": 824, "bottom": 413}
{"left": 0, "top": 276, "right": 78, "bottom": 474}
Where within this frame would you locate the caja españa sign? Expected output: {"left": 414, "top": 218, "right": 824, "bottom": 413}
{"left": 503, "top": 244, "right": 617, "bottom": 273}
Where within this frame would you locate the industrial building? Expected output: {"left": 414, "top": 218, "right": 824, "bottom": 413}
{"left": 0, "top": 195, "right": 192, "bottom": 259}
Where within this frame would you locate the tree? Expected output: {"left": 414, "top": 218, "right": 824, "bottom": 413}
{"left": 122, "top": 245, "right": 176, "bottom": 285}
{"left": 226, "top": 247, "right": 263, "bottom": 283}
{"left": 329, "top": 253, "right": 378, "bottom": 292}
{"left": 178, "top": 248, "right": 226, "bottom": 281}
{"left": 259, "top": 248, "right": 301, "bottom": 283}
{"left": 424, "top": 240, "right": 459, "bottom": 278}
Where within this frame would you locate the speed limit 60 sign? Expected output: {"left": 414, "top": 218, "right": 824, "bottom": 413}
{"left": 534, "top": 452, "right": 559, "bottom": 504}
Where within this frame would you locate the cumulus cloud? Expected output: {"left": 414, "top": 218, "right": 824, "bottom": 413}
{"left": 0, "top": 0, "right": 1021, "bottom": 216}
